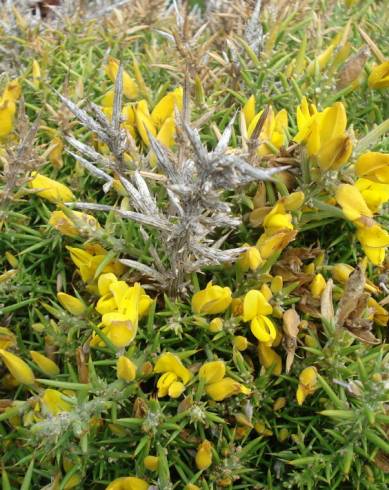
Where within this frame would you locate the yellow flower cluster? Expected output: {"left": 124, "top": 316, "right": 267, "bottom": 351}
{"left": 294, "top": 98, "right": 352, "bottom": 171}
{"left": 154, "top": 352, "right": 192, "bottom": 398}
{"left": 103, "top": 57, "right": 182, "bottom": 154}
{"left": 335, "top": 152, "right": 389, "bottom": 265}
{"left": 199, "top": 360, "right": 250, "bottom": 401}
{"left": 242, "top": 96, "right": 288, "bottom": 155}
{"left": 91, "top": 272, "right": 152, "bottom": 349}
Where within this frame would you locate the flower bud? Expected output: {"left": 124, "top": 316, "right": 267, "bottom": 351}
{"left": 30, "top": 351, "right": 60, "bottom": 377}
{"left": 117, "top": 356, "right": 137, "bottom": 382}
{"left": 144, "top": 455, "right": 159, "bottom": 471}
{"left": 57, "top": 292, "right": 86, "bottom": 316}
{"left": 0, "top": 349, "right": 35, "bottom": 385}
{"left": 208, "top": 317, "right": 224, "bottom": 333}
{"left": 195, "top": 440, "right": 212, "bottom": 470}
{"left": 310, "top": 273, "right": 326, "bottom": 299}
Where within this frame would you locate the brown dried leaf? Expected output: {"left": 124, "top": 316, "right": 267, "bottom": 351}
{"left": 76, "top": 345, "right": 89, "bottom": 384}
{"left": 249, "top": 206, "right": 272, "bottom": 227}
{"left": 374, "top": 452, "right": 389, "bottom": 473}
{"left": 336, "top": 266, "right": 365, "bottom": 328}
{"left": 321, "top": 278, "right": 334, "bottom": 321}
{"left": 283, "top": 309, "right": 300, "bottom": 338}
{"left": 337, "top": 47, "right": 369, "bottom": 89}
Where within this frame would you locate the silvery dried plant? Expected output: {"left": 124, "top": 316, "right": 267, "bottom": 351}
{"left": 60, "top": 65, "right": 284, "bottom": 296}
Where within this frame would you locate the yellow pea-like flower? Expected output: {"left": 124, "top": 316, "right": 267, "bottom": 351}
{"left": 356, "top": 224, "right": 389, "bottom": 266}
{"left": 156, "top": 116, "right": 175, "bottom": 148}
{"left": 355, "top": 178, "right": 389, "bottom": 213}
{"left": 105, "top": 476, "right": 149, "bottom": 490}
{"left": 29, "top": 172, "right": 75, "bottom": 203}
{"left": 135, "top": 103, "right": 156, "bottom": 146}
{"left": 168, "top": 381, "right": 186, "bottom": 398}
{"left": 97, "top": 273, "right": 118, "bottom": 296}
{"left": 192, "top": 282, "right": 232, "bottom": 315}
{"left": 30, "top": 351, "right": 60, "bottom": 377}
{"left": 368, "top": 61, "right": 389, "bottom": 89}
{"left": 256, "top": 230, "right": 297, "bottom": 259}
{"left": 205, "top": 377, "right": 246, "bottom": 401}
{"left": 258, "top": 344, "right": 282, "bottom": 376}
{"left": 105, "top": 57, "right": 139, "bottom": 99}
{"left": 243, "top": 290, "right": 272, "bottom": 321}
{"left": 154, "top": 352, "right": 192, "bottom": 385}
{"left": 238, "top": 245, "right": 263, "bottom": 272}
{"left": 41, "top": 389, "right": 72, "bottom": 415}
{"left": 251, "top": 315, "right": 277, "bottom": 346}
{"left": 199, "top": 360, "right": 226, "bottom": 384}
{"left": 157, "top": 371, "right": 178, "bottom": 398}
{"left": 242, "top": 95, "right": 256, "bottom": 127}
{"left": 283, "top": 191, "right": 305, "bottom": 211}
{"left": 0, "top": 349, "right": 35, "bottom": 385}
{"left": 195, "top": 440, "right": 213, "bottom": 470}
{"left": 151, "top": 87, "right": 183, "bottom": 127}
{"left": 317, "top": 135, "right": 352, "bottom": 171}
{"left": 310, "top": 273, "right": 326, "bottom": 299}
{"left": 296, "top": 366, "right": 317, "bottom": 405}
{"left": 143, "top": 455, "right": 159, "bottom": 471}
{"left": 57, "top": 292, "right": 86, "bottom": 316}
{"left": 0, "top": 99, "right": 16, "bottom": 137}
{"left": 335, "top": 183, "right": 373, "bottom": 222}
{"left": 208, "top": 317, "right": 224, "bottom": 333}
{"left": 233, "top": 335, "right": 249, "bottom": 351}
{"left": 49, "top": 210, "right": 100, "bottom": 238}
{"left": 117, "top": 356, "right": 137, "bottom": 382}
{"left": 355, "top": 152, "right": 389, "bottom": 184}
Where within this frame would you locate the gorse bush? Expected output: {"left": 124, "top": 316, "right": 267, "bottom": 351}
{"left": 0, "top": 1, "right": 388, "bottom": 489}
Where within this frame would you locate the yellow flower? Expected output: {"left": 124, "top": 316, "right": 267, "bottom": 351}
{"left": 67, "top": 246, "right": 125, "bottom": 284}
{"left": 30, "top": 351, "right": 60, "bottom": 377}
{"left": 242, "top": 95, "right": 256, "bottom": 127}
{"left": 243, "top": 290, "right": 273, "bottom": 321}
{"left": 238, "top": 244, "right": 263, "bottom": 271}
{"left": 168, "top": 381, "right": 186, "bottom": 398}
{"left": 317, "top": 135, "right": 352, "bottom": 171}
{"left": 135, "top": 99, "right": 156, "bottom": 145}
{"left": 49, "top": 210, "right": 100, "bottom": 237}
{"left": 368, "top": 61, "right": 389, "bottom": 89}
{"left": 258, "top": 344, "right": 282, "bottom": 375}
{"left": 233, "top": 336, "right": 249, "bottom": 351}
{"left": 0, "top": 349, "right": 35, "bottom": 385}
{"left": 157, "top": 371, "right": 178, "bottom": 397}
{"left": 247, "top": 106, "right": 288, "bottom": 155}
{"left": 356, "top": 224, "right": 389, "bottom": 266}
{"left": 48, "top": 135, "right": 64, "bottom": 168}
{"left": 41, "top": 389, "right": 72, "bottom": 415}
{"left": 263, "top": 203, "right": 293, "bottom": 233}
{"left": 355, "top": 152, "right": 389, "bottom": 184}
{"left": 105, "top": 476, "right": 149, "bottom": 490}
{"left": 151, "top": 87, "right": 183, "bottom": 127}
{"left": 310, "top": 273, "right": 326, "bottom": 299}
{"left": 117, "top": 356, "right": 137, "bottom": 382}
{"left": 192, "top": 282, "right": 232, "bottom": 315}
{"left": 355, "top": 178, "right": 389, "bottom": 213}
{"left": 335, "top": 183, "right": 373, "bottom": 222}
{"left": 0, "top": 79, "right": 21, "bottom": 138}
{"left": 208, "top": 317, "right": 224, "bottom": 333}
{"left": 195, "top": 440, "right": 212, "bottom": 470}
{"left": 57, "top": 292, "right": 86, "bottom": 316}
{"left": 283, "top": 191, "right": 305, "bottom": 211}
{"left": 29, "top": 173, "right": 75, "bottom": 203}
{"left": 156, "top": 117, "right": 175, "bottom": 148}
{"left": 143, "top": 455, "right": 159, "bottom": 471}
{"left": 105, "top": 57, "right": 139, "bottom": 99}
{"left": 296, "top": 366, "right": 317, "bottom": 405}
{"left": 0, "top": 327, "right": 16, "bottom": 350}
{"left": 251, "top": 315, "right": 277, "bottom": 346}
{"left": 199, "top": 360, "right": 226, "bottom": 384}
{"left": 205, "top": 377, "right": 250, "bottom": 401}
{"left": 98, "top": 273, "right": 118, "bottom": 296}
{"left": 256, "top": 229, "right": 297, "bottom": 259}
{"left": 154, "top": 352, "right": 192, "bottom": 385}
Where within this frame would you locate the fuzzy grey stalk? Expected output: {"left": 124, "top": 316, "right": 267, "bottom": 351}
{"left": 60, "top": 63, "right": 286, "bottom": 296}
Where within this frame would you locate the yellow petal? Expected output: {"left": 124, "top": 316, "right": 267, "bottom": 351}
{"left": 29, "top": 173, "right": 75, "bottom": 203}
{"left": 105, "top": 476, "right": 149, "bottom": 490}
{"left": 151, "top": 88, "right": 183, "bottom": 126}
{"left": 192, "top": 282, "right": 232, "bottom": 315}
{"left": 57, "top": 292, "right": 86, "bottom": 316}
{"left": 195, "top": 440, "right": 212, "bottom": 470}
{"left": 154, "top": 352, "right": 192, "bottom": 384}
{"left": 205, "top": 377, "right": 242, "bottom": 401}
{"left": 135, "top": 107, "right": 156, "bottom": 146}
{"left": 105, "top": 57, "right": 139, "bottom": 99}
{"left": 143, "top": 455, "right": 159, "bottom": 471}
{"left": 199, "top": 360, "right": 226, "bottom": 384}
{"left": 41, "top": 389, "right": 72, "bottom": 415}
{"left": 0, "top": 349, "right": 35, "bottom": 385}
{"left": 257, "top": 344, "right": 282, "bottom": 375}
{"left": 368, "top": 61, "right": 389, "bottom": 89}
{"left": 168, "top": 381, "right": 185, "bottom": 398}
{"left": 319, "top": 102, "right": 347, "bottom": 145}
{"left": 335, "top": 183, "right": 372, "bottom": 221}
{"left": 30, "top": 351, "right": 60, "bottom": 377}
{"left": 242, "top": 95, "right": 256, "bottom": 127}
{"left": 157, "top": 371, "right": 178, "bottom": 397}
{"left": 156, "top": 116, "right": 175, "bottom": 148}
{"left": 250, "top": 315, "right": 277, "bottom": 345}
{"left": 355, "top": 152, "right": 389, "bottom": 184}
{"left": 317, "top": 135, "right": 352, "bottom": 171}
{"left": 243, "top": 290, "right": 272, "bottom": 321}
{"left": 98, "top": 273, "right": 118, "bottom": 296}
{"left": 117, "top": 356, "right": 137, "bottom": 382}
{"left": 310, "top": 273, "right": 326, "bottom": 299}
